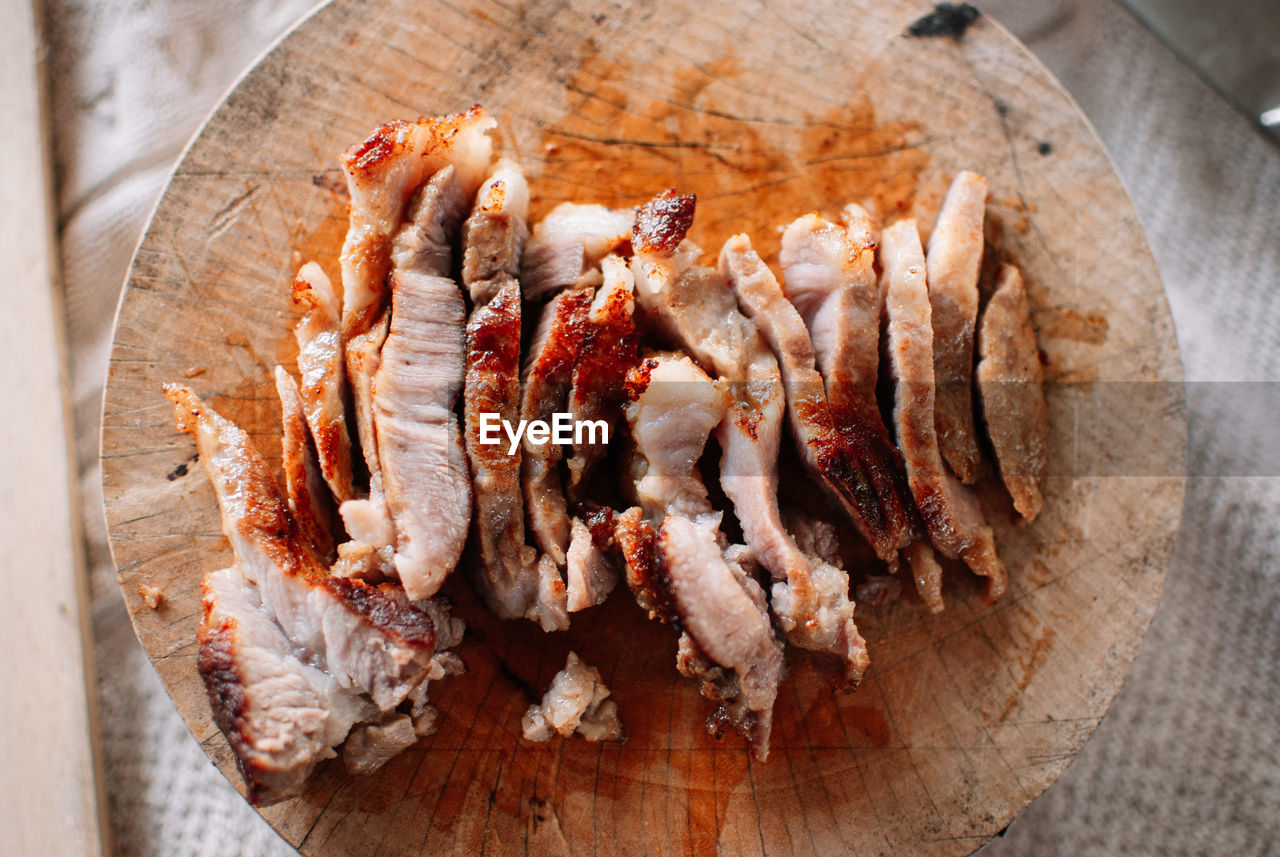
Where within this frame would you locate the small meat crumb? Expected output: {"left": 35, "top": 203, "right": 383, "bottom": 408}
{"left": 522, "top": 651, "right": 624, "bottom": 743}
{"left": 138, "top": 583, "right": 165, "bottom": 610}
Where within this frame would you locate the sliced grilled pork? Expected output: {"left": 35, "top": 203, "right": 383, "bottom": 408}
{"left": 926, "top": 171, "right": 988, "bottom": 483}
{"left": 464, "top": 278, "right": 541, "bottom": 619}
{"left": 662, "top": 514, "right": 784, "bottom": 758}
{"left": 521, "top": 287, "right": 594, "bottom": 566}
{"left": 565, "top": 255, "right": 637, "bottom": 497}
{"left": 521, "top": 203, "right": 634, "bottom": 300}
{"left": 198, "top": 564, "right": 376, "bottom": 805}
{"left": 779, "top": 211, "right": 943, "bottom": 613}
{"left": 626, "top": 354, "right": 728, "bottom": 518}
{"left": 622, "top": 353, "right": 784, "bottom": 758}
{"left": 290, "top": 262, "right": 353, "bottom": 503}
{"left": 165, "top": 384, "right": 462, "bottom": 710}
{"left": 629, "top": 194, "right": 867, "bottom": 678}
{"left": 274, "top": 367, "right": 335, "bottom": 562}
{"left": 461, "top": 157, "right": 530, "bottom": 304}
{"left": 522, "top": 652, "right": 623, "bottom": 742}
{"left": 976, "top": 264, "right": 1048, "bottom": 521}
{"left": 373, "top": 167, "right": 472, "bottom": 600}
{"left": 719, "top": 233, "right": 898, "bottom": 562}
{"left": 565, "top": 517, "right": 617, "bottom": 612}
{"left": 339, "top": 107, "right": 494, "bottom": 497}
{"left": 879, "top": 221, "right": 1008, "bottom": 602}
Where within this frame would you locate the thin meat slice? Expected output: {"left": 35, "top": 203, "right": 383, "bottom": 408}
{"left": 625, "top": 354, "right": 728, "bottom": 520}
{"left": 274, "top": 367, "right": 335, "bottom": 562}
{"left": 464, "top": 279, "right": 542, "bottom": 620}
{"left": 976, "top": 264, "right": 1048, "bottom": 521}
{"left": 565, "top": 517, "right": 617, "bottom": 612}
{"left": 462, "top": 157, "right": 530, "bottom": 304}
{"left": 460, "top": 161, "right": 543, "bottom": 622}
{"left": 340, "top": 107, "right": 495, "bottom": 496}
{"left": 927, "top": 171, "right": 988, "bottom": 483}
{"left": 521, "top": 287, "right": 594, "bottom": 566}
{"left": 719, "top": 233, "right": 898, "bottom": 562}
{"left": 522, "top": 652, "right": 624, "bottom": 742}
{"left": 780, "top": 211, "right": 943, "bottom": 613}
{"left": 565, "top": 255, "right": 638, "bottom": 498}
{"left": 629, "top": 194, "right": 867, "bottom": 678}
{"left": 520, "top": 203, "right": 634, "bottom": 300}
{"left": 622, "top": 353, "right": 785, "bottom": 758}
{"left": 662, "top": 515, "right": 784, "bottom": 759}
{"left": 879, "top": 220, "right": 1008, "bottom": 602}
{"left": 198, "top": 564, "right": 376, "bottom": 806}
{"left": 782, "top": 210, "right": 880, "bottom": 424}
{"left": 290, "top": 262, "right": 353, "bottom": 503}
{"left": 373, "top": 166, "right": 472, "bottom": 600}
{"left": 164, "top": 384, "right": 462, "bottom": 710}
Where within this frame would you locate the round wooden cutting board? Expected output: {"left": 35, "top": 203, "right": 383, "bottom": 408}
{"left": 102, "top": 0, "right": 1186, "bottom": 854}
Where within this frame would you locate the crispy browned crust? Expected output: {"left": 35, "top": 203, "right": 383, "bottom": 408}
{"left": 566, "top": 283, "right": 639, "bottom": 497}
{"left": 196, "top": 613, "right": 265, "bottom": 802}
{"left": 340, "top": 106, "right": 486, "bottom": 178}
{"left": 614, "top": 506, "right": 676, "bottom": 624}
{"left": 166, "top": 384, "right": 439, "bottom": 650}
{"left": 322, "top": 577, "right": 435, "bottom": 649}
{"left": 521, "top": 288, "right": 594, "bottom": 562}
{"left": 633, "top": 190, "right": 696, "bottom": 255}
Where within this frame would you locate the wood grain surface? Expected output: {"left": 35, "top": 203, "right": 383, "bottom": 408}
{"left": 101, "top": 0, "right": 1186, "bottom": 854}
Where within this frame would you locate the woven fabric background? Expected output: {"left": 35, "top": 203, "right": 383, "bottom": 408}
{"left": 50, "top": 0, "right": 1279, "bottom": 853}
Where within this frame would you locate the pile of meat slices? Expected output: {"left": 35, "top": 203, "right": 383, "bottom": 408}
{"left": 164, "top": 106, "right": 1048, "bottom": 804}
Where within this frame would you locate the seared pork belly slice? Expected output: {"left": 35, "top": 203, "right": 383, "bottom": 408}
{"left": 662, "top": 515, "right": 784, "bottom": 760}
{"left": 625, "top": 353, "right": 728, "bottom": 520}
{"left": 522, "top": 652, "right": 624, "bottom": 742}
{"left": 338, "top": 310, "right": 393, "bottom": 548}
{"left": 521, "top": 203, "right": 635, "bottom": 300}
{"left": 976, "top": 264, "right": 1048, "bottom": 521}
{"left": 927, "top": 171, "right": 988, "bottom": 484}
{"left": 290, "top": 262, "right": 353, "bottom": 503}
{"left": 779, "top": 212, "right": 942, "bottom": 613}
{"left": 719, "top": 233, "right": 899, "bottom": 562}
{"left": 199, "top": 565, "right": 377, "bottom": 806}
{"left": 274, "top": 367, "right": 335, "bottom": 562}
{"left": 165, "top": 385, "right": 462, "bottom": 710}
{"left": 521, "top": 287, "right": 594, "bottom": 566}
{"left": 340, "top": 107, "right": 494, "bottom": 498}
{"left": 464, "top": 279, "right": 541, "bottom": 620}
{"left": 374, "top": 169, "right": 472, "bottom": 601}
{"left": 879, "top": 221, "right": 1008, "bottom": 602}
{"left": 566, "top": 255, "right": 638, "bottom": 498}
{"left": 462, "top": 157, "right": 530, "bottom": 304}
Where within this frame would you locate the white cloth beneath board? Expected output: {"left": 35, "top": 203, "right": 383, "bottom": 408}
{"left": 49, "top": 0, "right": 1279, "bottom": 853}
